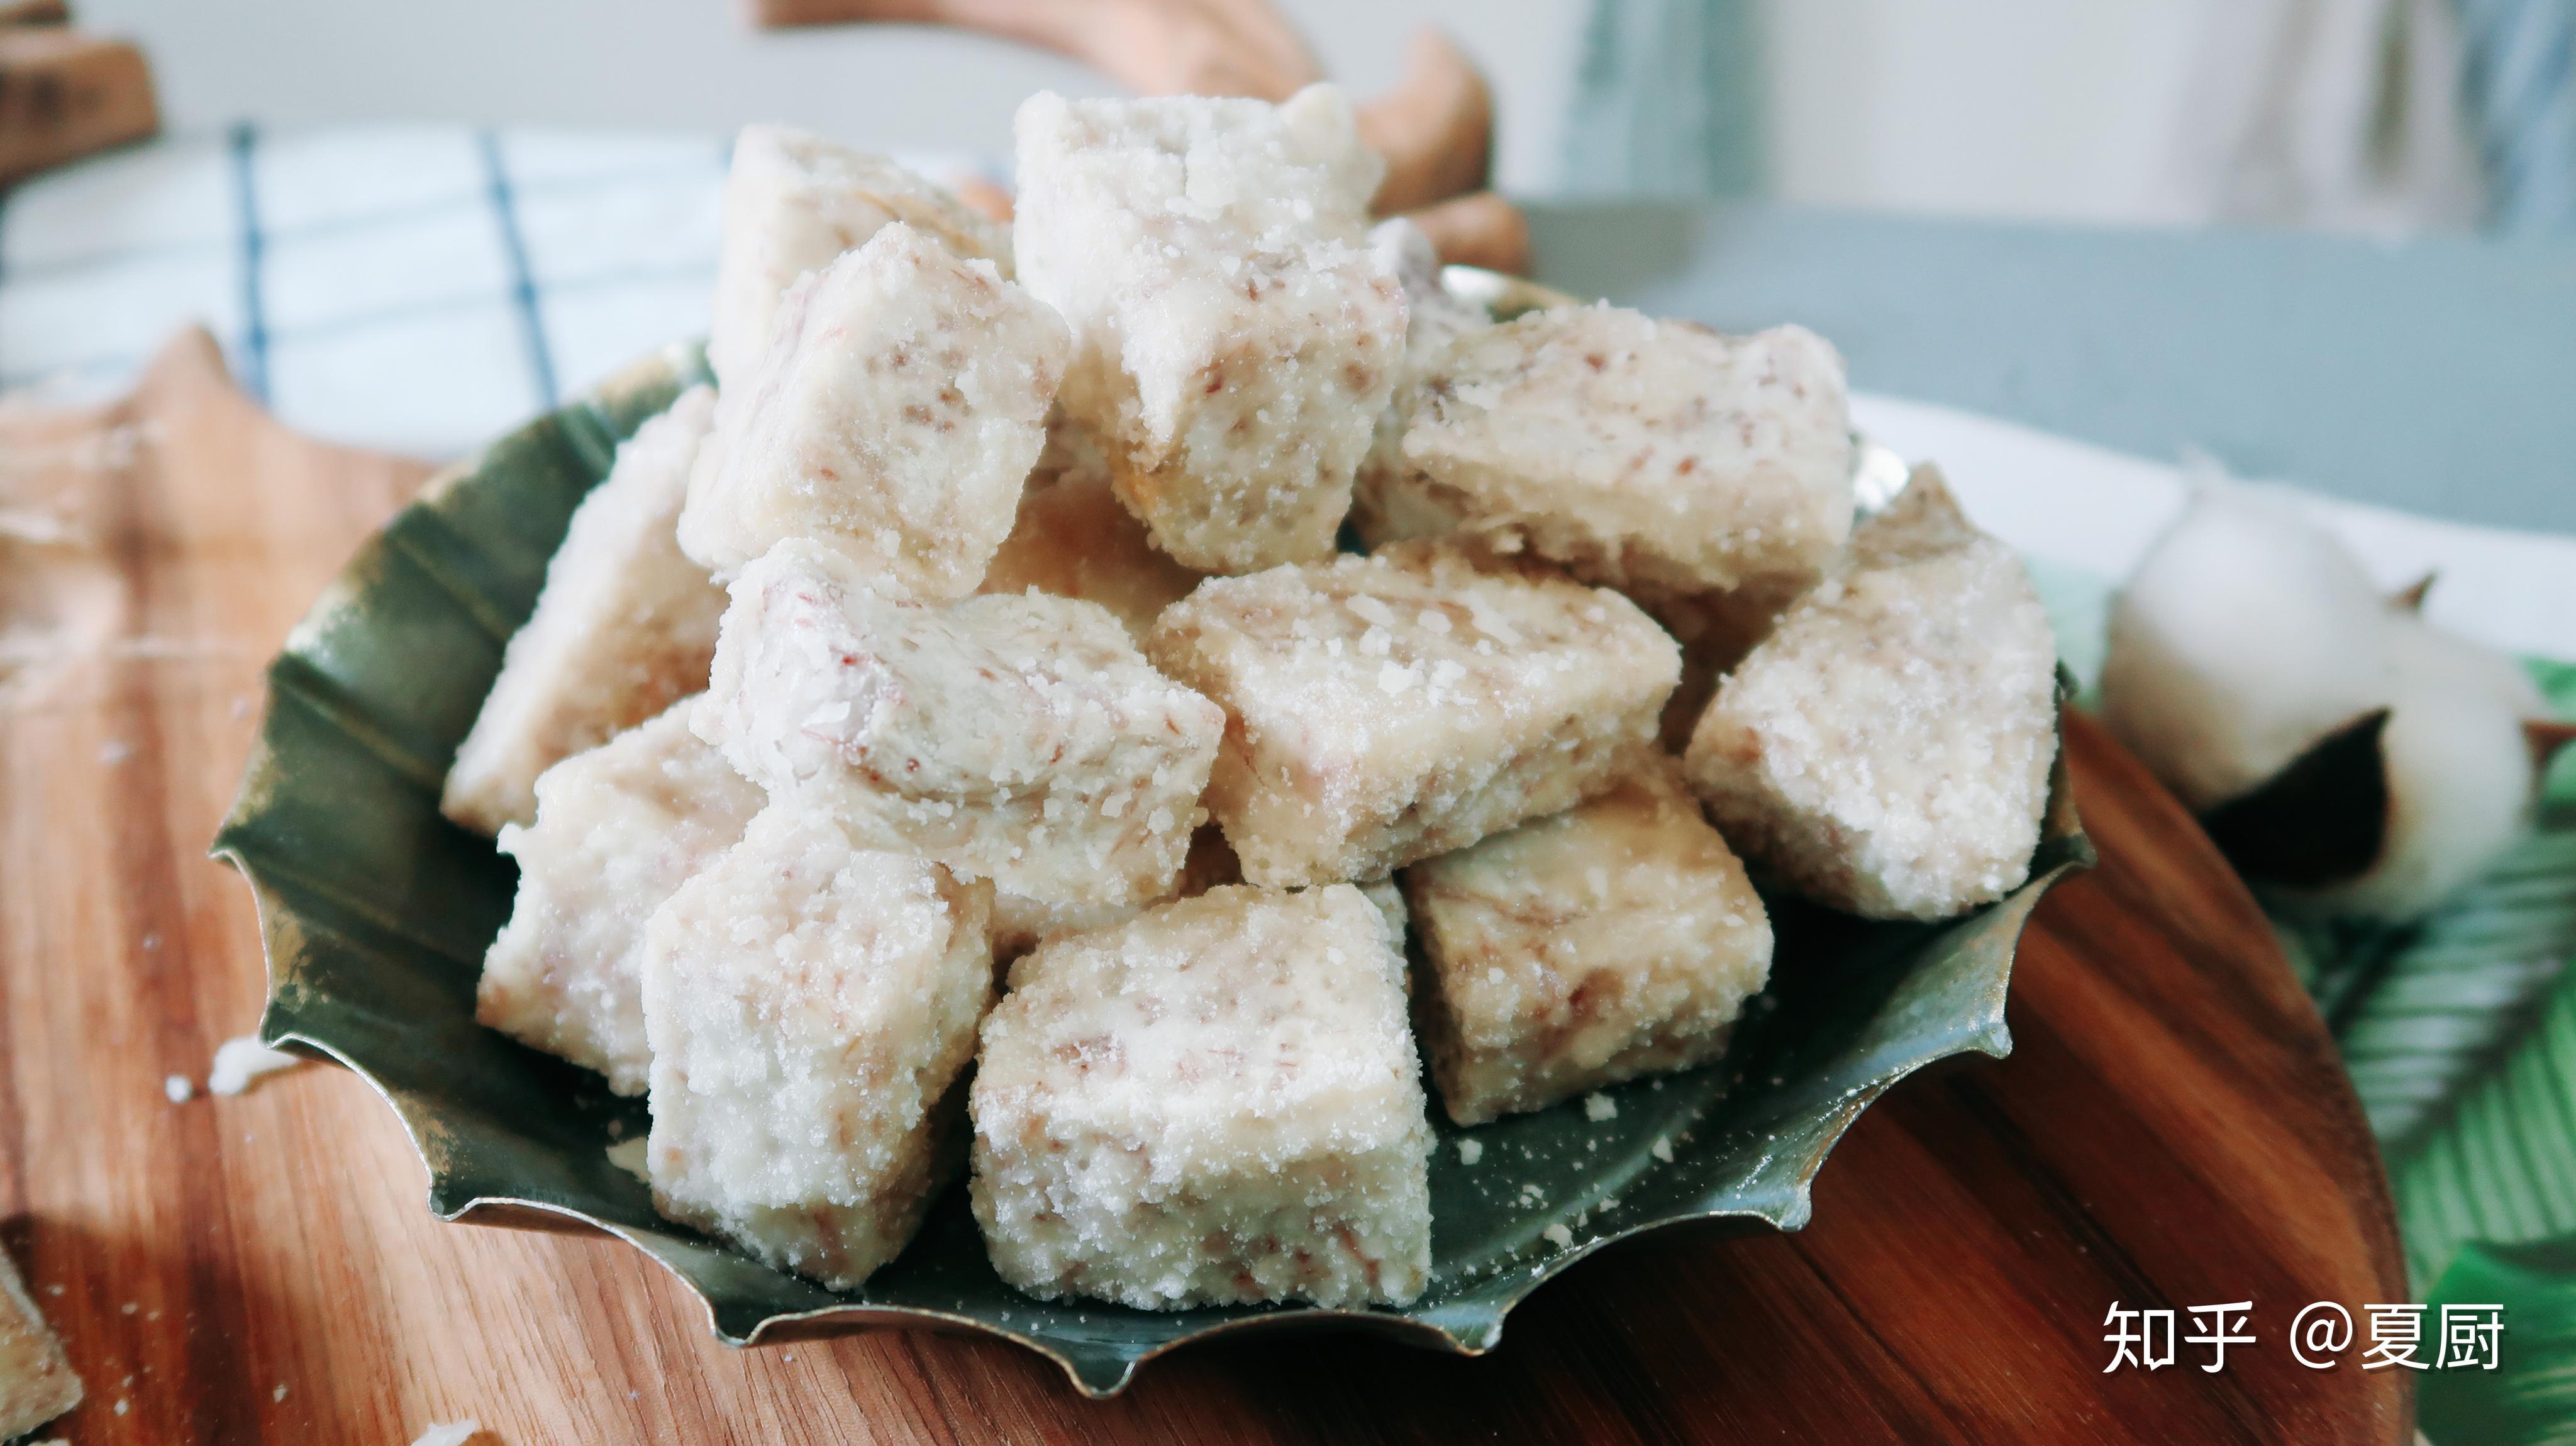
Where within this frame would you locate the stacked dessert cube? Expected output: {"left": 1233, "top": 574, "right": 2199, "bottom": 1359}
{"left": 441, "top": 88, "right": 2057, "bottom": 1313}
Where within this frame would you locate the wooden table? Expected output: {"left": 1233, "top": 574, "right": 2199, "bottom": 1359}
{"left": 0, "top": 333, "right": 2412, "bottom": 1443}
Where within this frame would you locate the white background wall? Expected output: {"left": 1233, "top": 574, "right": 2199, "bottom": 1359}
{"left": 84, "top": 0, "right": 2210, "bottom": 224}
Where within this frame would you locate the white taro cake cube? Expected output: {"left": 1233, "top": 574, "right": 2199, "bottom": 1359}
{"left": 976, "top": 463, "right": 1206, "bottom": 640}
{"left": 641, "top": 801, "right": 995, "bottom": 1289}
{"left": 699, "top": 538, "right": 1224, "bottom": 907}
{"left": 969, "top": 883, "right": 1433, "bottom": 1310}
{"left": 985, "top": 821, "right": 1241, "bottom": 964}
{"left": 708, "top": 125, "right": 1011, "bottom": 391}
{"left": 1012, "top": 87, "right": 1408, "bottom": 573}
{"left": 443, "top": 386, "right": 728, "bottom": 834}
{"left": 1350, "top": 216, "right": 1491, "bottom": 536}
{"left": 678, "top": 222, "right": 1069, "bottom": 595}
{"left": 477, "top": 698, "right": 762, "bottom": 1096}
{"left": 1368, "top": 216, "right": 1489, "bottom": 356}
{"left": 1684, "top": 466, "right": 2057, "bottom": 920}
{"left": 1354, "top": 308, "right": 1853, "bottom": 667}
{"left": 1145, "top": 543, "right": 1680, "bottom": 887}
{"left": 1404, "top": 759, "right": 1773, "bottom": 1125}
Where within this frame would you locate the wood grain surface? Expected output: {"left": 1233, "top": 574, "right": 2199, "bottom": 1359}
{"left": 0, "top": 331, "right": 2412, "bottom": 1443}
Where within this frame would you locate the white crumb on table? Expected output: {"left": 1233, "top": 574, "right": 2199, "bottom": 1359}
{"left": 1584, "top": 1093, "right": 1618, "bottom": 1122}
{"left": 1541, "top": 1223, "right": 1574, "bottom": 1249}
{"left": 163, "top": 1074, "right": 193, "bottom": 1103}
{"left": 1650, "top": 1137, "right": 1675, "bottom": 1163}
{"left": 1455, "top": 1138, "right": 1483, "bottom": 1165}
{"left": 411, "top": 1420, "right": 480, "bottom": 1446}
{"left": 208, "top": 1037, "right": 306, "bottom": 1096}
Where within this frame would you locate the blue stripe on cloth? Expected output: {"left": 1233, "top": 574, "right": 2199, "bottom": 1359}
{"left": 2455, "top": 0, "right": 2576, "bottom": 232}
{"left": 0, "top": 157, "right": 724, "bottom": 289}
{"left": 1562, "top": 0, "right": 1763, "bottom": 198}
{"left": 228, "top": 122, "right": 272, "bottom": 403}
{"left": 478, "top": 128, "right": 558, "bottom": 411}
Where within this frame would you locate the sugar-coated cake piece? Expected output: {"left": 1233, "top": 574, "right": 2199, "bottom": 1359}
{"left": 1368, "top": 216, "right": 1487, "bottom": 355}
{"left": 970, "top": 883, "right": 1432, "bottom": 1310}
{"left": 1352, "top": 218, "right": 1491, "bottom": 532}
{"left": 1359, "top": 874, "right": 1407, "bottom": 954}
{"left": 708, "top": 125, "right": 1011, "bottom": 389}
{"left": 1145, "top": 543, "right": 1680, "bottom": 887}
{"left": 977, "top": 464, "right": 1205, "bottom": 639}
{"left": 679, "top": 223, "right": 1069, "bottom": 594}
{"left": 0, "top": 1243, "right": 80, "bottom": 1441}
{"left": 1405, "top": 759, "right": 1772, "bottom": 1124}
{"left": 701, "top": 539, "right": 1225, "bottom": 906}
{"left": 1353, "top": 308, "right": 1853, "bottom": 654}
{"left": 1013, "top": 87, "right": 1407, "bottom": 573}
{"left": 986, "top": 823, "right": 1240, "bottom": 962}
{"left": 443, "top": 386, "right": 727, "bottom": 835}
{"left": 643, "top": 802, "right": 994, "bottom": 1290}
{"left": 1685, "top": 466, "right": 2057, "bottom": 920}
{"left": 476, "top": 698, "right": 761, "bottom": 1096}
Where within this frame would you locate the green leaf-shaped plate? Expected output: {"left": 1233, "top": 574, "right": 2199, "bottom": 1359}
{"left": 212, "top": 338, "right": 2093, "bottom": 1398}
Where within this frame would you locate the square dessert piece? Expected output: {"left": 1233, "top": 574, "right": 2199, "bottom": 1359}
{"left": 709, "top": 125, "right": 1011, "bottom": 389}
{"left": 1351, "top": 218, "right": 1491, "bottom": 535}
{"left": 679, "top": 222, "right": 1069, "bottom": 596}
{"left": 1405, "top": 759, "right": 1773, "bottom": 1124}
{"left": 443, "top": 386, "right": 727, "bottom": 834}
{"left": 0, "top": 1245, "right": 80, "bottom": 1441}
{"left": 701, "top": 539, "right": 1225, "bottom": 907}
{"left": 970, "top": 883, "right": 1431, "bottom": 1310}
{"left": 1368, "top": 216, "right": 1489, "bottom": 356}
{"left": 1145, "top": 543, "right": 1680, "bottom": 887}
{"left": 976, "top": 464, "right": 1205, "bottom": 639}
{"left": 1013, "top": 87, "right": 1407, "bottom": 573}
{"left": 1685, "top": 467, "right": 2057, "bottom": 920}
{"left": 1358, "top": 874, "right": 1407, "bottom": 954}
{"left": 1353, "top": 308, "right": 1853, "bottom": 660}
{"left": 477, "top": 698, "right": 762, "bottom": 1096}
{"left": 985, "top": 821, "right": 1240, "bottom": 962}
{"left": 642, "top": 801, "right": 994, "bottom": 1290}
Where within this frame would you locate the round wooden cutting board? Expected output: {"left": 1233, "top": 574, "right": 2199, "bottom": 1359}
{"left": 0, "top": 333, "right": 2410, "bottom": 1443}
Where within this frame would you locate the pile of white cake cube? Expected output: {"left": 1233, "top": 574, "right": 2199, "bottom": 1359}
{"left": 442, "top": 85, "right": 2060, "bottom": 1313}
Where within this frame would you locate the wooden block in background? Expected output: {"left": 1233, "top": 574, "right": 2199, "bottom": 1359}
{"left": 0, "top": 27, "right": 157, "bottom": 187}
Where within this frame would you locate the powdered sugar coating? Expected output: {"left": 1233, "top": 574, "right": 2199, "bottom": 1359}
{"left": 708, "top": 126, "right": 1010, "bottom": 390}
{"left": 701, "top": 540, "right": 1224, "bottom": 906}
{"left": 1145, "top": 543, "right": 1680, "bottom": 887}
{"left": 1684, "top": 467, "right": 2057, "bottom": 920}
{"left": 477, "top": 699, "right": 762, "bottom": 1096}
{"left": 680, "top": 223, "right": 1069, "bottom": 594}
{"left": 1405, "top": 759, "right": 1772, "bottom": 1124}
{"left": 443, "top": 386, "right": 726, "bottom": 834}
{"left": 970, "top": 884, "right": 1431, "bottom": 1309}
{"left": 642, "top": 803, "right": 994, "bottom": 1290}
{"left": 1013, "top": 87, "right": 1406, "bottom": 572}
{"left": 1355, "top": 309, "right": 1852, "bottom": 626}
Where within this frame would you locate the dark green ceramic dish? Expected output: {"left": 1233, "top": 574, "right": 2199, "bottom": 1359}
{"left": 212, "top": 336, "right": 2092, "bottom": 1398}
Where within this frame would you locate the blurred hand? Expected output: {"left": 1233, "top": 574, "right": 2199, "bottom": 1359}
{"left": 750, "top": 0, "right": 1523, "bottom": 269}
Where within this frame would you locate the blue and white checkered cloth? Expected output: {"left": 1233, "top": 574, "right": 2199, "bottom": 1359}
{"left": 0, "top": 125, "right": 985, "bottom": 457}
